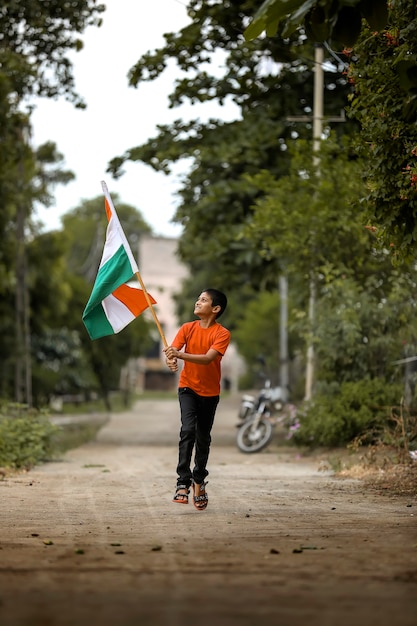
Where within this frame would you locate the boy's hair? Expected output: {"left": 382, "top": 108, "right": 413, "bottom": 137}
{"left": 203, "top": 288, "right": 228, "bottom": 318}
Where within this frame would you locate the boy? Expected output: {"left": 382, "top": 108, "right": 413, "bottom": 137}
{"left": 164, "top": 289, "right": 230, "bottom": 511}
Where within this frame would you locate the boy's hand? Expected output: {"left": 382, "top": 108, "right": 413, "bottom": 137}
{"left": 164, "top": 346, "right": 179, "bottom": 360}
{"left": 166, "top": 358, "right": 178, "bottom": 372}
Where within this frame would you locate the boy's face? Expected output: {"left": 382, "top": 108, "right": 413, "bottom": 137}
{"left": 194, "top": 292, "right": 215, "bottom": 317}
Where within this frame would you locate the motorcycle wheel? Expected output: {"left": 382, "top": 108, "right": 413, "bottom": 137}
{"left": 236, "top": 416, "right": 273, "bottom": 453}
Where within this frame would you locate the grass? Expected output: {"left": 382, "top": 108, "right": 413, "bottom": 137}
{"left": 51, "top": 421, "right": 108, "bottom": 456}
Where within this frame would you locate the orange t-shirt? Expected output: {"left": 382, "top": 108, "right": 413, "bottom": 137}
{"left": 172, "top": 320, "right": 231, "bottom": 396}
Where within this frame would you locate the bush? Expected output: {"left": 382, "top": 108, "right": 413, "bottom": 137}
{"left": 0, "top": 404, "right": 58, "bottom": 469}
{"left": 292, "top": 379, "right": 403, "bottom": 448}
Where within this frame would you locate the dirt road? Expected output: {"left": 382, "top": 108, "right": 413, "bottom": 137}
{"left": 1, "top": 396, "right": 416, "bottom": 626}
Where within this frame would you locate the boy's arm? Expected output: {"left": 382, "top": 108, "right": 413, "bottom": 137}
{"left": 164, "top": 325, "right": 230, "bottom": 365}
{"left": 164, "top": 347, "right": 220, "bottom": 365}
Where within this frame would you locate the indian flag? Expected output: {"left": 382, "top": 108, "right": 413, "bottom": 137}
{"left": 82, "top": 181, "right": 156, "bottom": 340}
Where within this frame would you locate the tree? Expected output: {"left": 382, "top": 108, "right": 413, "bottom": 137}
{"left": 0, "top": 135, "right": 75, "bottom": 403}
{"left": 232, "top": 289, "right": 303, "bottom": 388}
{"left": 347, "top": 2, "right": 417, "bottom": 259}
{"left": 244, "top": 136, "right": 370, "bottom": 279}
{"left": 244, "top": 1, "right": 417, "bottom": 261}
{"left": 244, "top": 0, "right": 388, "bottom": 48}
{"left": 242, "top": 133, "right": 410, "bottom": 391}
{"left": 0, "top": 225, "right": 75, "bottom": 402}
{"left": 108, "top": 0, "right": 355, "bottom": 297}
{"left": 61, "top": 195, "right": 152, "bottom": 281}
{"left": 314, "top": 269, "right": 417, "bottom": 385}
{"left": 0, "top": 1, "right": 105, "bottom": 402}
{"left": 0, "top": 0, "right": 105, "bottom": 106}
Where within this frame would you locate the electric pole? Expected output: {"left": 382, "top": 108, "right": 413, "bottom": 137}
{"left": 279, "top": 274, "right": 289, "bottom": 400}
{"left": 287, "top": 45, "right": 345, "bottom": 401}
{"left": 304, "top": 44, "right": 324, "bottom": 402}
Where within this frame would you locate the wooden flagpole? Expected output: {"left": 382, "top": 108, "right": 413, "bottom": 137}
{"left": 135, "top": 271, "right": 168, "bottom": 349}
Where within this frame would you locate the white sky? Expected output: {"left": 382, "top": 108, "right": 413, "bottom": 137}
{"left": 30, "top": 0, "right": 239, "bottom": 237}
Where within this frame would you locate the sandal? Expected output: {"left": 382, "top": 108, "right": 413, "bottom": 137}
{"left": 192, "top": 480, "right": 208, "bottom": 511}
{"left": 172, "top": 484, "right": 190, "bottom": 504}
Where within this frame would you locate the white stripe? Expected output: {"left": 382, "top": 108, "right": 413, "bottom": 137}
{"left": 100, "top": 181, "right": 139, "bottom": 273}
{"left": 102, "top": 293, "right": 136, "bottom": 334}
{"left": 99, "top": 217, "right": 125, "bottom": 268}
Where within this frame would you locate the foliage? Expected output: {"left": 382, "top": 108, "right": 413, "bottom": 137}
{"left": 232, "top": 289, "right": 303, "bottom": 386}
{"left": 0, "top": 1, "right": 105, "bottom": 404}
{"left": 0, "top": 227, "right": 75, "bottom": 401}
{"left": 244, "top": 0, "right": 388, "bottom": 47}
{"left": 28, "top": 229, "right": 74, "bottom": 327}
{"left": 314, "top": 268, "right": 417, "bottom": 384}
{"left": 243, "top": 134, "right": 369, "bottom": 278}
{"left": 61, "top": 195, "right": 152, "bottom": 281}
{"left": 233, "top": 291, "right": 280, "bottom": 382}
{"left": 31, "top": 328, "right": 94, "bottom": 407}
{"left": 350, "top": 400, "right": 417, "bottom": 464}
{"left": 108, "top": 0, "right": 355, "bottom": 297}
{"left": 0, "top": 0, "right": 102, "bottom": 306}
{"left": 0, "top": 0, "right": 105, "bottom": 105}
{"left": 292, "top": 378, "right": 403, "bottom": 448}
{"left": 347, "top": 1, "right": 417, "bottom": 260}
{"left": 0, "top": 404, "right": 58, "bottom": 469}
{"left": 241, "top": 133, "right": 417, "bottom": 391}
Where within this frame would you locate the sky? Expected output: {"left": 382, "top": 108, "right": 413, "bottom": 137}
{"left": 30, "top": 0, "right": 239, "bottom": 238}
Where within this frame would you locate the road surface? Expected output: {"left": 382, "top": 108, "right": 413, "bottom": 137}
{"left": 0, "top": 396, "right": 416, "bottom": 626}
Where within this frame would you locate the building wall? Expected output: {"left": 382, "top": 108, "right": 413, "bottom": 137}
{"left": 139, "top": 235, "right": 188, "bottom": 349}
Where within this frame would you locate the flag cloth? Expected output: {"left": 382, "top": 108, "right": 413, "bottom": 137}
{"left": 82, "top": 181, "right": 156, "bottom": 340}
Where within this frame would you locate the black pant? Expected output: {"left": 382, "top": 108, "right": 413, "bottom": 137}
{"left": 176, "top": 387, "right": 219, "bottom": 487}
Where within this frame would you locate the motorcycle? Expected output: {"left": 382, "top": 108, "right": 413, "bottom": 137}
{"left": 236, "top": 378, "right": 289, "bottom": 453}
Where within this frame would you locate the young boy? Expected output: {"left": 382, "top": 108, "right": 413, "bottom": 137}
{"left": 164, "top": 289, "right": 230, "bottom": 511}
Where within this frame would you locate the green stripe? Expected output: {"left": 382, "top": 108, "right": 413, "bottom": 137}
{"left": 83, "top": 303, "right": 114, "bottom": 340}
{"left": 82, "top": 245, "right": 135, "bottom": 339}
{"left": 84, "top": 245, "right": 135, "bottom": 311}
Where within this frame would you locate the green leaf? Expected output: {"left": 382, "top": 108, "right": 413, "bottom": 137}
{"left": 282, "top": 0, "right": 320, "bottom": 38}
{"left": 244, "top": 0, "right": 307, "bottom": 40}
{"left": 266, "top": 18, "right": 280, "bottom": 37}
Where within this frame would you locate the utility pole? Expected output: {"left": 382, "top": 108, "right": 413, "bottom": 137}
{"left": 287, "top": 45, "right": 345, "bottom": 401}
{"left": 279, "top": 274, "right": 289, "bottom": 400}
{"left": 304, "top": 44, "right": 324, "bottom": 401}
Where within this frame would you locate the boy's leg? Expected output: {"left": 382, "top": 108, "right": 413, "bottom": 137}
{"left": 176, "top": 388, "right": 198, "bottom": 487}
{"left": 193, "top": 395, "right": 219, "bottom": 485}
